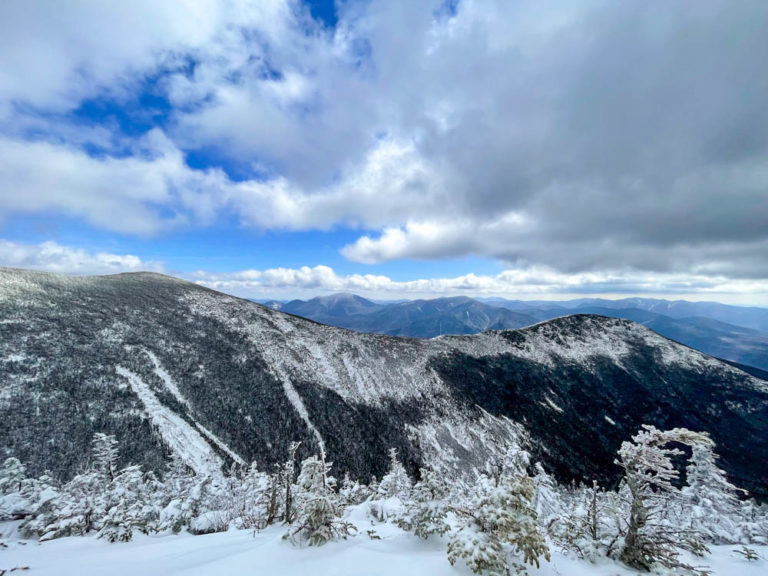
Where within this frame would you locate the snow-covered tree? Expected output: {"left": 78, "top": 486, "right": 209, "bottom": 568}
{"left": 0, "top": 457, "right": 26, "bottom": 496}
{"left": 0, "top": 457, "right": 30, "bottom": 520}
{"left": 287, "top": 454, "right": 353, "bottom": 546}
{"left": 378, "top": 448, "right": 411, "bottom": 499}
{"left": 157, "top": 454, "right": 198, "bottom": 533}
{"left": 397, "top": 467, "right": 450, "bottom": 539}
{"left": 682, "top": 443, "right": 743, "bottom": 544}
{"left": 229, "top": 463, "right": 270, "bottom": 530}
{"left": 92, "top": 433, "right": 119, "bottom": 482}
{"left": 339, "top": 472, "right": 370, "bottom": 506}
{"left": 39, "top": 467, "right": 105, "bottom": 539}
{"left": 531, "top": 463, "right": 562, "bottom": 531}
{"left": 448, "top": 471, "right": 550, "bottom": 575}
{"left": 1, "top": 458, "right": 60, "bottom": 531}
{"left": 99, "top": 466, "right": 159, "bottom": 542}
{"left": 551, "top": 481, "right": 626, "bottom": 561}
{"left": 282, "top": 441, "right": 301, "bottom": 524}
{"left": 740, "top": 500, "right": 768, "bottom": 545}
{"left": 616, "top": 425, "right": 713, "bottom": 574}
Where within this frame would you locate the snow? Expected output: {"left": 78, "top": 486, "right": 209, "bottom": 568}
{"left": 1, "top": 516, "right": 764, "bottom": 576}
{"left": 143, "top": 349, "right": 192, "bottom": 411}
{"left": 115, "top": 366, "right": 224, "bottom": 477}
{"left": 140, "top": 349, "right": 246, "bottom": 466}
{"left": 542, "top": 396, "right": 564, "bottom": 413}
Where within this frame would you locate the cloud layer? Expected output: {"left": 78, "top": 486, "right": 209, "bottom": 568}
{"left": 1, "top": 1, "right": 767, "bottom": 297}
{"left": 0, "top": 240, "right": 163, "bottom": 275}
{"left": 2, "top": 239, "right": 766, "bottom": 304}
{"left": 194, "top": 264, "right": 768, "bottom": 304}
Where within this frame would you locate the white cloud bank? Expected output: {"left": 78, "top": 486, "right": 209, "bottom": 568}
{"left": 192, "top": 265, "right": 768, "bottom": 305}
{"left": 1, "top": 240, "right": 766, "bottom": 304}
{"left": 0, "top": 240, "right": 163, "bottom": 275}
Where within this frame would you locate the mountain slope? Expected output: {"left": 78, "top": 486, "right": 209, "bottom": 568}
{"left": 278, "top": 295, "right": 768, "bottom": 371}
{"left": 1, "top": 268, "right": 767, "bottom": 499}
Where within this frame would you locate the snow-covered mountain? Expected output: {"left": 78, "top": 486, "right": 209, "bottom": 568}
{"left": 1, "top": 268, "right": 767, "bottom": 499}
{"left": 268, "top": 294, "right": 768, "bottom": 370}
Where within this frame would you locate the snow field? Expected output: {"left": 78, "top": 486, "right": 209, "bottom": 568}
{"left": 2, "top": 510, "right": 765, "bottom": 576}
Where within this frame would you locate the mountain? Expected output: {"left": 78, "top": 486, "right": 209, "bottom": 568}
{"left": 280, "top": 295, "right": 538, "bottom": 337}
{"left": 281, "top": 293, "right": 384, "bottom": 322}
{"left": 281, "top": 295, "right": 768, "bottom": 371}
{"left": 494, "top": 297, "right": 768, "bottom": 333}
{"left": 524, "top": 306, "right": 768, "bottom": 371}
{"left": 1, "top": 268, "right": 767, "bottom": 500}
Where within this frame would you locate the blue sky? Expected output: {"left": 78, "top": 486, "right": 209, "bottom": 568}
{"left": 1, "top": 1, "right": 767, "bottom": 303}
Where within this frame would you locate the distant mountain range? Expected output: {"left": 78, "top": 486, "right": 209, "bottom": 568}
{"left": 264, "top": 294, "right": 768, "bottom": 371}
{"left": 270, "top": 294, "right": 537, "bottom": 337}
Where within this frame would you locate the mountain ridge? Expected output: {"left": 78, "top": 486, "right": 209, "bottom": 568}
{"left": 2, "top": 267, "right": 767, "bottom": 500}
{"left": 273, "top": 292, "right": 768, "bottom": 371}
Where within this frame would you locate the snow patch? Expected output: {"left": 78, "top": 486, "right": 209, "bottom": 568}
{"left": 142, "top": 349, "right": 245, "bottom": 466}
{"left": 542, "top": 397, "right": 564, "bottom": 414}
{"left": 116, "top": 366, "right": 224, "bottom": 478}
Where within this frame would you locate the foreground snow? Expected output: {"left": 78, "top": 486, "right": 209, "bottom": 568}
{"left": 2, "top": 515, "right": 765, "bottom": 576}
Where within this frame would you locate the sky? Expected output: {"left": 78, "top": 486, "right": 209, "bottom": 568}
{"left": 1, "top": 0, "right": 767, "bottom": 304}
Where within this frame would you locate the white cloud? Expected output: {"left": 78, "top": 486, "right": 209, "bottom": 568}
{"left": 0, "top": 240, "right": 164, "bottom": 275}
{"left": 0, "top": 130, "right": 229, "bottom": 235}
{"left": 192, "top": 264, "right": 768, "bottom": 304}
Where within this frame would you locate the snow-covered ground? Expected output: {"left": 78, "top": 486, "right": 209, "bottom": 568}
{"left": 2, "top": 514, "right": 765, "bottom": 576}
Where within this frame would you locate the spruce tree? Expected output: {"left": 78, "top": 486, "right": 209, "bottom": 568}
{"left": 287, "top": 453, "right": 353, "bottom": 546}
{"left": 616, "top": 425, "right": 713, "bottom": 574}
{"left": 683, "top": 443, "right": 743, "bottom": 544}
{"left": 447, "top": 470, "right": 549, "bottom": 575}
{"left": 398, "top": 467, "right": 450, "bottom": 539}
{"left": 378, "top": 448, "right": 411, "bottom": 499}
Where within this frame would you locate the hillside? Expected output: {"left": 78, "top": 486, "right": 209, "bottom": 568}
{"left": 1, "top": 268, "right": 767, "bottom": 499}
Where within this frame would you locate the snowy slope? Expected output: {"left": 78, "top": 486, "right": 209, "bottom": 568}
{"left": 1, "top": 517, "right": 765, "bottom": 576}
{"left": 1, "top": 268, "right": 767, "bottom": 499}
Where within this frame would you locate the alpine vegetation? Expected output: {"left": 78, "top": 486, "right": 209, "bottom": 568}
{"left": 2, "top": 427, "right": 766, "bottom": 576}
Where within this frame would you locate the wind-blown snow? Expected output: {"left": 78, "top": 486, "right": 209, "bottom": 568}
{"left": 115, "top": 366, "right": 224, "bottom": 477}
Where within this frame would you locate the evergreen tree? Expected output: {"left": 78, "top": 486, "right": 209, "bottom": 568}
{"left": 398, "top": 467, "right": 450, "bottom": 539}
{"left": 99, "top": 465, "right": 157, "bottom": 542}
{"left": 378, "top": 448, "right": 411, "bottom": 499}
{"left": 40, "top": 468, "right": 104, "bottom": 539}
{"left": 616, "top": 425, "right": 713, "bottom": 574}
{"left": 682, "top": 443, "right": 743, "bottom": 544}
{"left": 0, "top": 457, "right": 26, "bottom": 496}
{"left": 531, "top": 463, "right": 561, "bottom": 531}
{"left": 551, "top": 481, "right": 626, "bottom": 561}
{"left": 447, "top": 471, "right": 549, "bottom": 575}
{"left": 287, "top": 453, "right": 353, "bottom": 546}
{"left": 157, "top": 454, "right": 198, "bottom": 533}
{"left": 339, "top": 472, "right": 369, "bottom": 506}
{"left": 92, "top": 433, "right": 119, "bottom": 482}
{"left": 282, "top": 441, "right": 301, "bottom": 524}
